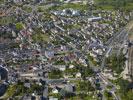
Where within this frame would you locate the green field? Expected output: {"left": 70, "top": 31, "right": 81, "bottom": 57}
{"left": 95, "top": 0, "right": 133, "bottom": 10}
{"left": 48, "top": 3, "right": 88, "bottom": 11}
{"left": 0, "top": 0, "right": 4, "bottom": 4}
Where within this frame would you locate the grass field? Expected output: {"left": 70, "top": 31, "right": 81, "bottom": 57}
{"left": 48, "top": 3, "right": 88, "bottom": 11}
{"left": 0, "top": 16, "right": 15, "bottom": 25}
{"left": 95, "top": 0, "right": 133, "bottom": 11}
{"left": 32, "top": 33, "right": 51, "bottom": 43}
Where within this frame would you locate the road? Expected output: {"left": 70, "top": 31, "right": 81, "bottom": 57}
{"left": 128, "top": 42, "right": 133, "bottom": 81}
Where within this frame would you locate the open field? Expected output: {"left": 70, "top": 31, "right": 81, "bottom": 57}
{"left": 48, "top": 3, "right": 88, "bottom": 11}
{"left": 95, "top": 0, "right": 133, "bottom": 10}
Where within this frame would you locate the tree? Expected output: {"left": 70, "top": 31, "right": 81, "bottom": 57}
{"left": 77, "top": 81, "right": 95, "bottom": 92}
{"left": 16, "top": 22, "right": 24, "bottom": 30}
{"left": 126, "top": 90, "right": 133, "bottom": 100}
{"left": 104, "top": 91, "right": 113, "bottom": 100}
{"left": 106, "top": 53, "right": 126, "bottom": 74}
{"left": 81, "top": 67, "right": 94, "bottom": 80}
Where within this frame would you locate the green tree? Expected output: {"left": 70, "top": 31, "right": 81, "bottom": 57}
{"left": 106, "top": 53, "right": 126, "bottom": 74}
{"left": 16, "top": 22, "right": 24, "bottom": 30}
{"left": 49, "top": 69, "right": 63, "bottom": 79}
{"left": 77, "top": 81, "right": 95, "bottom": 92}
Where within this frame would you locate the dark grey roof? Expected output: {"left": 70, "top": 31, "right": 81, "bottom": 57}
{"left": 0, "top": 65, "right": 8, "bottom": 80}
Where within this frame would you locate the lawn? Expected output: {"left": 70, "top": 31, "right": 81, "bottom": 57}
{"left": 0, "top": 16, "right": 15, "bottom": 25}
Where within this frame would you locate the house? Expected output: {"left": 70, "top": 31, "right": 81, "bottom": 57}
{"left": 89, "top": 52, "right": 97, "bottom": 58}
{"left": 21, "top": 94, "right": 37, "bottom": 100}
{"left": 52, "top": 88, "right": 59, "bottom": 94}
{"left": 53, "top": 65, "right": 66, "bottom": 71}
{"left": 59, "top": 85, "right": 75, "bottom": 97}
{"left": 45, "top": 51, "right": 55, "bottom": 59}
{"left": 24, "top": 82, "right": 31, "bottom": 88}
{"left": 69, "top": 65, "right": 74, "bottom": 69}
{"left": 52, "top": 86, "right": 61, "bottom": 94}
{"left": 52, "top": 9, "right": 81, "bottom": 17}
{"left": 88, "top": 17, "right": 102, "bottom": 22}
{"left": 75, "top": 72, "right": 81, "bottom": 78}
{"left": 64, "top": 84, "right": 75, "bottom": 93}
{"left": 49, "top": 97, "right": 58, "bottom": 100}
{"left": 94, "top": 49, "right": 103, "bottom": 56}
{"left": 12, "top": 30, "right": 17, "bottom": 37}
